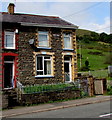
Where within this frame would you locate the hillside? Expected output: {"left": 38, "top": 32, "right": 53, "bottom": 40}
{"left": 76, "top": 29, "right": 98, "bottom": 36}
{"left": 76, "top": 29, "right": 111, "bottom": 73}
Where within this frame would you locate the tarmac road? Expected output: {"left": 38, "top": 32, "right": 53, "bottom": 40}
{"left": 9, "top": 101, "right": 111, "bottom": 118}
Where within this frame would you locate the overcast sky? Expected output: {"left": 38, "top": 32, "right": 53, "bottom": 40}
{"left": 1, "top": 0, "right": 111, "bottom": 34}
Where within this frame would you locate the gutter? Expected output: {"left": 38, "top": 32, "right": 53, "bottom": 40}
{"left": 20, "top": 22, "right": 78, "bottom": 29}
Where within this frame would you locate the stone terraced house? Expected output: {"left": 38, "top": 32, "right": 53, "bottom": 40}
{"left": 0, "top": 3, "right": 78, "bottom": 90}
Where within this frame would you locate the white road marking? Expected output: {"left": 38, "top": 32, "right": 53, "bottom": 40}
{"left": 99, "top": 113, "right": 112, "bottom": 117}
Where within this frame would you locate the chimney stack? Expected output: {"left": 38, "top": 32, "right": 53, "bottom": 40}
{"left": 8, "top": 3, "right": 15, "bottom": 14}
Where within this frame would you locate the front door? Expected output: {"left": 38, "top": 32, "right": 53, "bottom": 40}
{"left": 4, "top": 57, "right": 14, "bottom": 88}
{"left": 64, "top": 56, "right": 72, "bottom": 82}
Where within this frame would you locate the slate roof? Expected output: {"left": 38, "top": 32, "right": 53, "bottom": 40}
{"left": 1, "top": 12, "right": 78, "bottom": 29}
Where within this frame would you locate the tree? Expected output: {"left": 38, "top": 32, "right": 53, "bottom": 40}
{"left": 83, "top": 35, "right": 91, "bottom": 43}
{"left": 99, "top": 32, "right": 108, "bottom": 43}
{"left": 90, "top": 32, "right": 100, "bottom": 41}
{"left": 76, "top": 35, "right": 83, "bottom": 42}
{"left": 80, "top": 58, "right": 90, "bottom": 71}
{"left": 106, "top": 34, "right": 112, "bottom": 44}
{"left": 85, "top": 60, "right": 89, "bottom": 68}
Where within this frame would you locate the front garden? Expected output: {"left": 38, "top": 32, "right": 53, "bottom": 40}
{"left": 18, "top": 83, "right": 81, "bottom": 106}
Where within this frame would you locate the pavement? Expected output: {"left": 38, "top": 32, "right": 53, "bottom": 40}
{"left": 2, "top": 95, "right": 111, "bottom": 118}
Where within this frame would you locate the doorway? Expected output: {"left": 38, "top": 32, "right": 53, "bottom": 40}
{"left": 64, "top": 56, "right": 72, "bottom": 82}
{"left": 4, "top": 56, "right": 14, "bottom": 88}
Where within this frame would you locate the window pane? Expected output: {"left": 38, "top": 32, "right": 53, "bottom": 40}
{"left": 44, "top": 61, "right": 51, "bottom": 75}
{"left": 44, "top": 56, "right": 50, "bottom": 60}
{"left": 64, "top": 33, "right": 72, "bottom": 49}
{"left": 64, "top": 37, "right": 71, "bottom": 48}
{"left": 64, "top": 56, "right": 70, "bottom": 61}
{"left": 64, "top": 34, "right": 70, "bottom": 37}
{"left": 39, "top": 41, "right": 48, "bottom": 47}
{"left": 36, "top": 55, "right": 52, "bottom": 76}
{"left": 5, "top": 35, "right": 14, "bottom": 47}
{"left": 39, "top": 34, "right": 47, "bottom": 41}
{"left": 37, "top": 71, "right": 43, "bottom": 75}
{"left": 38, "top": 32, "right": 49, "bottom": 47}
{"left": 37, "top": 56, "right": 43, "bottom": 70}
{"left": 4, "top": 56, "right": 14, "bottom": 61}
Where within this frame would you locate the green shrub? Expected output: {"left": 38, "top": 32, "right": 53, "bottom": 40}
{"left": 81, "top": 91, "right": 89, "bottom": 97}
{"left": 23, "top": 83, "right": 77, "bottom": 94}
{"left": 107, "top": 86, "right": 112, "bottom": 95}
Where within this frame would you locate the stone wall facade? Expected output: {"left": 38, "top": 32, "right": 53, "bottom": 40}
{"left": 1, "top": 23, "right": 77, "bottom": 87}
{"left": 18, "top": 26, "right": 77, "bottom": 85}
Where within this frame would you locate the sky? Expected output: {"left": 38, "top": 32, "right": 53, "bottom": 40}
{"left": 0, "top": 0, "right": 111, "bottom": 34}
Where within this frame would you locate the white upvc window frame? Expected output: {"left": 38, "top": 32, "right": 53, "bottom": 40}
{"left": 63, "top": 33, "right": 72, "bottom": 49}
{"left": 38, "top": 31, "right": 49, "bottom": 48}
{"left": 4, "top": 31, "right": 15, "bottom": 49}
{"left": 36, "top": 55, "right": 53, "bottom": 77}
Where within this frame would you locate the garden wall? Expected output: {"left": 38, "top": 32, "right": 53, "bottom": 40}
{"left": 2, "top": 94, "right": 8, "bottom": 109}
{"left": 19, "top": 89, "right": 81, "bottom": 105}
{"left": 2, "top": 89, "right": 18, "bottom": 109}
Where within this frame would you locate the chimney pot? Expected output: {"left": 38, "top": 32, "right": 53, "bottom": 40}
{"left": 8, "top": 3, "right": 15, "bottom": 14}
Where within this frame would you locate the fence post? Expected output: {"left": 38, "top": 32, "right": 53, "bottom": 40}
{"left": 87, "top": 76, "right": 94, "bottom": 97}
{"left": 102, "top": 78, "right": 107, "bottom": 94}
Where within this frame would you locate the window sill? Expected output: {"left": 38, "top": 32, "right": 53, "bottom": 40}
{"left": 63, "top": 48, "right": 74, "bottom": 51}
{"left": 3, "top": 47, "right": 16, "bottom": 50}
{"left": 35, "top": 75, "right": 54, "bottom": 78}
{"left": 37, "top": 47, "right": 52, "bottom": 50}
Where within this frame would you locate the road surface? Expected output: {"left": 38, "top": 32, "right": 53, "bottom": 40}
{"left": 9, "top": 101, "right": 111, "bottom": 118}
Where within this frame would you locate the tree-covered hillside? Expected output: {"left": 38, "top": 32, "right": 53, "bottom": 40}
{"left": 76, "top": 29, "right": 112, "bottom": 44}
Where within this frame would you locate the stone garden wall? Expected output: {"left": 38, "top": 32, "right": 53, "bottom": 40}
{"left": 19, "top": 89, "right": 81, "bottom": 105}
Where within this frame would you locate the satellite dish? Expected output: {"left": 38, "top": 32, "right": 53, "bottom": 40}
{"left": 29, "top": 39, "right": 34, "bottom": 45}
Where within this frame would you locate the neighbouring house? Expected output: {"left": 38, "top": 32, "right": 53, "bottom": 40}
{"left": 0, "top": 3, "right": 78, "bottom": 90}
